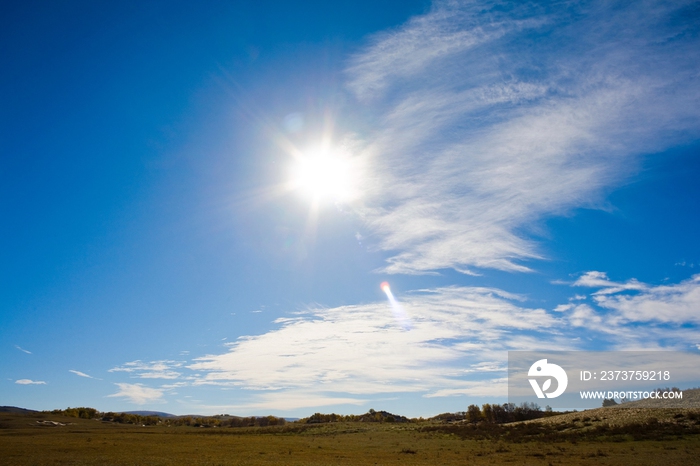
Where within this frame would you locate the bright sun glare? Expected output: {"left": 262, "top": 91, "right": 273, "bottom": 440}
{"left": 290, "top": 145, "right": 358, "bottom": 203}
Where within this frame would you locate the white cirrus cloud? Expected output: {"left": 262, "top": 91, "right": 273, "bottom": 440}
{"left": 424, "top": 378, "right": 509, "bottom": 399}
{"left": 567, "top": 304, "right": 606, "bottom": 331}
{"left": 109, "top": 360, "right": 183, "bottom": 379}
{"left": 592, "top": 274, "right": 700, "bottom": 324}
{"left": 187, "top": 393, "right": 369, "bottom": 414}
{"left": 15, "top": 379, "right": 45, "bottom": 385}
{"left": 345, "top": 0, "right": 700, "bottom": 275}
{"left": 185, "top": 277, "right": 700, "bottom": 410}
{"left": 69, "top": 370, "right": 99, "bottom": 380}
{"left": 572, "top": 271, "right": 648, "bottom": 295}
{"left": 558, "top": 272, "right": 700, "bottom": 349}
{"left": 14, "top": 345, "right": 32, "bottom": 354}
{"left": 107, "top": 383, "right": 164, "bottom": 405}
{"left": 553, "top": 303, "right": 574, "bottom": 312}
{"left": 188, "top": 286, "right": 566, "bottom": 404}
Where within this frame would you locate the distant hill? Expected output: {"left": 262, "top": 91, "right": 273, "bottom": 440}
{"left": 122, "top": 411, "right": 177, "bottom": 418}
{"left": 523, "top": 390, "right": 700, "bottom": 428}
{"left": 0, "top": 406, "right": 38, "bottom": 414}
{"left": 301, "top": 409, "right": 410, "bottom": 424}
{"left": 2, "top": 406, "right": 296, "bottom": 421}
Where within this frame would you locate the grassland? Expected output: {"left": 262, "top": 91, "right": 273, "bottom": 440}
{"left": 1, "top": 408, "right": 700, "bottom": 465}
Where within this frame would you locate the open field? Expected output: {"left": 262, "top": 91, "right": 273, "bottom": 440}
{"left": 1, "top": 409, "right": 700, "bottom": 465}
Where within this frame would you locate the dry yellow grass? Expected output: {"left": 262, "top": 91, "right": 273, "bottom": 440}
{"left": 1, "top": 410, "right": 700, "bottom": 465}
{"left": 526, "top": 406, "right": 700, "bottom": 427}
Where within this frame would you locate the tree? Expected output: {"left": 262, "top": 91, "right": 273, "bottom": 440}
{"left": 481, "top": 403, "right": 494, "bottom": 423}
{"left": 467, "top": 404, "right": 481, "bottom": 424}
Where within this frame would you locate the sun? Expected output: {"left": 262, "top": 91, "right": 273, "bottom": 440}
{"left": 289, "top": 145, "right": 358, "bottom": 203}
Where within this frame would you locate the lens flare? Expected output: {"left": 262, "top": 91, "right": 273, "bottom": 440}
{"left": 380, "top": 281, "right": 412, "bottom": 330}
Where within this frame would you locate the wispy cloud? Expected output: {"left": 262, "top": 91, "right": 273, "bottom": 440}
{"left": 15, "top": 379, "right": 45, "bottom": 385}
{"left": 107, "top": 383, "right": 164, "bottom": 405}
{"left": 346, "top": 0, "right": 700, "bottom": 274}
{"left": 587, "top": 273, "right": 700, "bottom": 324}
{"left": 96, "top": 272, "right": 700, "bottom": 411}
{"left": 69, "top": 370, "right": 98, "bottom": 379}
{"left": 424, "top": 378, "right": 508, "bottom": 399}
{"left": 188, "top": 286, "right": 568, "bottom": 404}
{"left": 182, "top": 273, "right": 700, "bottom": 409}
{"left": 346, "top": 3, "right": 543, "bottom": 101}
{"left": 185, "top": 393, "right": 368, "bottom": 413}
{"left": 557, "top": 272, "right": 700, "bottom": 349}
{"left": 572, "top": 271, "right": 647, "bottom": 295}
{"left": 109, "top": 360, "right": 183, "bottom": 379}
{"left": 14, "top": 345, "right": 31, "bottom": 354}
{"left": 567, "top": 304, "right": 607, "bottom": 332}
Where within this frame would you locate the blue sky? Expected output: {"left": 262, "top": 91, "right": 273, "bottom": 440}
{"left": 2, "top": 0, "right": 700, "bottom": 417}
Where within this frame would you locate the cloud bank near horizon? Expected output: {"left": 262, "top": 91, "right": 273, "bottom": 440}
{"left": 130, "top": 273, "right": 696, "bottom": 412}
{"left": 188, "top": 287, "right": 560, "bottom": 397}
{"left": 98, "top": 270, "right": 700, "bottom": 410}
{"left": 346, "top": 0, "right": 700, "bottom": 275}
